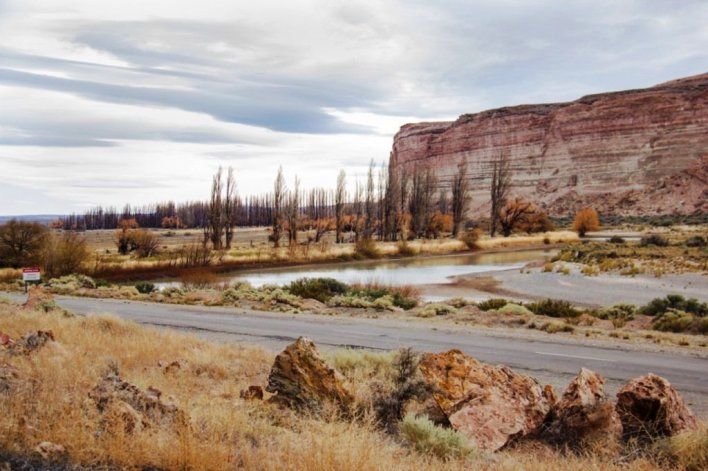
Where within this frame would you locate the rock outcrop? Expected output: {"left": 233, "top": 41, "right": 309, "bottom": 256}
{"left": 547, "top": 368, "right": 622, "bottom": 446}
{"left": 266, "top": 337, "right": 353, "bottom": 411}
{"left": 1, "top": 330, "right": 55, "bottom": 356}
{"left": 390, "top": 73, "right": 708, "bottom": 217}
{"left": 616, "top": 373, "right": 698, "bottom": 438}
{"left": 89, "top": 371, "right": 186, "bottom": 429}
{"left": 419, "top": 349, "right": 555, "bottom": 452}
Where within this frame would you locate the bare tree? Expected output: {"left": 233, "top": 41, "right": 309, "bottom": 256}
{"left": 490, "top": 152, "right": 511, "bottom": 237}
{"left": 335, "top": 170, "right": 346, "bottom": 243}
{"left": 287, "top": 176, "right": 300, "bottom": 246}
{"left": 451, "top": 157, "right": 471, "bottom": 237}
{"left": 364, "top": 160, "right": 375, "bottom": 240}
{"left": 422, "top": 166, "right": 438, "bottom": 238}
{"left": 271, "top": 166, "right": 286, "bottom": 248}
{"left": 223, "top": 167, "right": 237, "bottom": 249}
{"left": 208, "top": 167, "right": 224, "bottom": 249}
{"left": 353, "top": 180, "right": 363, "bottom": 242}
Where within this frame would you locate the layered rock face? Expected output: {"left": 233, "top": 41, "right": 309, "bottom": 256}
{"left": 390, "top": 73, "right": 708, "bottom": 217}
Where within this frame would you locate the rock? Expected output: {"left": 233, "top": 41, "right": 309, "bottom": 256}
{"left": 616, "top": 373, "right": 697, "bottom": 438}
{"left": 34, "top": 441, "right": 66, "bottom": 461}
{"left": 89, "top": 371, "right": 186, "bottom": 427}
{"left": 265, "top": 337, "right": 353, "bottom": 411}
{"left": 390, "top": 73, "right": 708, "bottom": 217}
{"left": 0, "top": 332, "right": 14, "bottom": 348}
{"left": 5, "top": 330, "right": 55, "bottom": 355}
{"left": 547, "top": 368, "right": 622, "bottom": 446}
{"left": 419, "top": 349, "right": 555, "bottom": 452}
{"left": 103, "top": 400, "right": 147, "bottom": 433}
{"left": 240, "top": 385, "right": 264, "bottom": 400}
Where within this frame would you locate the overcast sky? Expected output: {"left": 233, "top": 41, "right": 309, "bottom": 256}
{"left": 0, "top": 0, "right": 706, "bottom": 215}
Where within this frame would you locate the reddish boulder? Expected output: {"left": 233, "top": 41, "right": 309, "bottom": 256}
{"left": 616, "top": 373, "right": 697, "bottom": 438}
{"left": 4, "top": 330, "right": 55, "bottom": 356}
{"left": 89, "top": 371, "right": 186, "bottom": 427}
{"left": 548, "top": 368, "right": 622, "bottom": 446}
{"left": 0, "top": 332, "right": 14, "bottom": 348}
{"left": 419, "top": 349, "right": 556, "bottom": 452}
{"left": 240, "top": 385, "right": 264, "bottom": 401}
{"left": 266, "top": 337, "right": 353, "bottom": 411}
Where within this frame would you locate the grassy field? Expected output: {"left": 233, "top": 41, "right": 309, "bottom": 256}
{"left": 1, "top": 298, "right": 704, "bottom": 470}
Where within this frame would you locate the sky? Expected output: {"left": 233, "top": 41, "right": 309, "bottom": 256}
{"left": 0, "top": 0, "right": 706, "bottom": 215}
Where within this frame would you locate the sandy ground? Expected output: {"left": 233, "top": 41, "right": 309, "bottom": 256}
{"left": 430, "top": 263, "right": 708, "bottom": 306}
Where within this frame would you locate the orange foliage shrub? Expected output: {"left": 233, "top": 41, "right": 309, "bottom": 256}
{"left": 572, "top": 207, "right": 600, "bottom": 237}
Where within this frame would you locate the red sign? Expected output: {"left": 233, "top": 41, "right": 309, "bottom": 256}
{"left": 22, "top": 267, "right": 41, "bottom": 282}
{"left": 22, "top": 267, "right": 41, "bottom": 273}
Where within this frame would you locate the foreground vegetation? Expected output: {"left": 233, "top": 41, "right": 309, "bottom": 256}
{"left": 1, "top": 299, "right": 705, "bottom": 470}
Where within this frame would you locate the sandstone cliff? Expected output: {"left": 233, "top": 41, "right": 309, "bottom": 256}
{"left": 389, "top": 73, "right": 708, "bottom": 217}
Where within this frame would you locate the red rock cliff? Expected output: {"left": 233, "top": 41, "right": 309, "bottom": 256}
{"left": 390, "top": 73, "right": 708, "bottom": 217}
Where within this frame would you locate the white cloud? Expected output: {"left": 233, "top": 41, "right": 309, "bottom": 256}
{"left": 0, "top": 0, "right": 706, "bottom": 214}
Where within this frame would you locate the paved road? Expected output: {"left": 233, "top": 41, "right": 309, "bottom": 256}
{"left": 5, "top": 293, "right": 707, "bottom": 415}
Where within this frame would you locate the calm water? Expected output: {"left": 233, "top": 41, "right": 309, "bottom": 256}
{"left": 222, "top": 249, "right": 556, "bottom": 288}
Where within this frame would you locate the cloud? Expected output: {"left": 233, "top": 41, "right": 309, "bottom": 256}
{"left": 0, "top": 0, "right": 706, "bottom": 214}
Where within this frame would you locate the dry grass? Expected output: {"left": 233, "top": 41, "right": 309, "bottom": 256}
{"left": 0, "top": 301, "right": 683, "bottom": 470}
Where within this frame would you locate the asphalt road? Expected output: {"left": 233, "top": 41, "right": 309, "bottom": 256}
{"left": 5, "top": 293, "right": 707, "bottom": 415}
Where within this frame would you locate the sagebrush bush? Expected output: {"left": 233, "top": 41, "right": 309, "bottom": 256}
{"left": 287, "top": 277, "right": 348, "bottom": 303}
{"left": 593, "top": 304, "right": 636, "bottom": 321}
{"left": 540, "top": 321, "right": 575, "bottom": 334}
{"left": 417, "top": 303, "right": 457, "bottom": 317}
{"left": 639, "top": 234, "right": 669, "bottom": 247}
{"left": 354, "top": 238, "right": 381, "bottom": 259}
{"left": 476, "top": 298, "right": 509, "bottom": 311}
{"left": 399, "top": 414, "right": 474, "bottom": 460}
{"left": 652, "top": 310, "right": 707, "bottom": 334}
{"left": 179, "top": 268, "right": 220, "bottom": 289}
{"left": 639, "top": 295, "right": 707, "bottom": 317}
{"left": 526, "top": 299, "right": 580, "bottom": 318}
{"left": 134, "top": 281, "right": 156, "bottom": 294}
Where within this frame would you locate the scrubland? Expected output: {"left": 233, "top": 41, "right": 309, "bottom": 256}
{"left": 1, "top": 299, "right": 705, "bottom": 470}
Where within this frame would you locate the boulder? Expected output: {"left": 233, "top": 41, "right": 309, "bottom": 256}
{"left": 616, "top": 373, "right": 697, "bottom": 438}
{"left": 266, "top": 337, "right": 353, "bottom": 411}
{"left": 89, "top": 371, "right": 186, "bottom": 427}
{"left": 547, "top": 368, "right": 622, "bottom": 446}
{"left": 0, "top": 332, "right": 13, "bottom": 348}
{"left": 419, "top": 349, "right": 556, "bottom": 452}
{"left": 4, "top": 330, "right": 55, "bottom": 356}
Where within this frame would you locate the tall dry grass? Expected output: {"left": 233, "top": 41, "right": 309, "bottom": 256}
{"left": 0, "top": 301, "right": 686, "bottom": 470}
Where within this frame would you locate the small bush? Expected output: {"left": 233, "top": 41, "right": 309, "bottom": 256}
{"left": 460, "top": 229, "right": 482, "bottom": 250}
{"left": 134, "top": 281, "right": 156, "bottom": 294}
{"left": 446, "top": 297, "right": 468, "bottom": 308}
{"left": 354, "top": 239, "right": 381, "bottom": 259}
{"left": 495, "top": 303, "right": 534, "bottom": 316}
{"left": 609, "top": 235, "right": 625, "bottom": 244}
{"left": 526, "top": 299, "right": 580, "bottom": 318}
{"left": 685, "top": 236, "right": 706, "bottom": 248}
{"left": 372, "top": 349, "right": 430, "bottom": 433}
{"left": 418, "top": 303, "right": 457, "bottom": 317}
{"left": 540, "top": 321, "right": 575, "bottom": 334}
{"left": 41, "top": 232, "right": 90, "bottom": 278}
{"left": 179, "top": 268, "right": 220, "bottom": 289}
{"left": 399, "top": 414, "right": 475, "bottom": 460}
{"left": 347, "top": 282, "right": 419, "bottom": 310}
{"left": 594, "top": 303, "right": 636, "bottom": 321}
{"left": 639, "top": 234, "right": 669, "bottom": 247}
{"left": 652, "top": 310, "right": 695, "bottom": 333}
{"left": 476, "top": 298, "right": 508, "bottom": 311}
{"left": 639, "top": 295, "right": 707, "bottom": 317}
{"left": 287, "top": 277, "right": 348, "bottom": 303}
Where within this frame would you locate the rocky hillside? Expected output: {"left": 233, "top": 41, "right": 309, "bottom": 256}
{"left": 389, "top": 73, "right": 708, "bottom": 217}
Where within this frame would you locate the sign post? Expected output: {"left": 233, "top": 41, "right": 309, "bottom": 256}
{"left": 22, "top": 267, "right": 41, "bottom": 293}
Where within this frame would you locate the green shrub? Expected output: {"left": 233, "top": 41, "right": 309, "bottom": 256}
{"left": 540, "top": 321, "right": 575, "bottom": 334}
{"left": 594, "top": 303, "right": 636, "bottom": 321}
{"left": 347, "top": 282, "right": 419, "bottom": 310}
{"left": 328, "top": 295, "right": 375, "bottom": 309}
{"left": 391, "top": 292, "right": 418, "bottom": 310}
{"left": 639, "top": 295, "right": 707, "bottom": 317}
{"left": 446, "top": 297, "right": 469, "bottom": 308}
{"left": 134, "top": 281, "right": 156, "bottom": 294}
{"left": 609, "top": 235, "right": 625, "bottom": 244}
{"left": 476, "top": 298, "right": 509, "bottom": 311}
{"left": 685, "top": 236, "right": 706, "bottom": 248}
{"left": 399, "top": 414, "right": 475, "bottom": 460}
{"left": 45, "top": 274, "right": 97, "bottom": 293}
{"left": 526, "top": 299, "right": 580, "bottom": 318}
{"left": 287, "top": 277, "right": 348, "bottom": 303}
{"left": 652, "top": 310, "right": 695, "bottom": 333}
{"left": 639, "top": 234, "right": 669, "bottom": 247}
{"left": 418, "top": 303, "right": 457, "bottom": 317}
{"left": 496, "top": 303, "right": 534, "bottom": 316}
